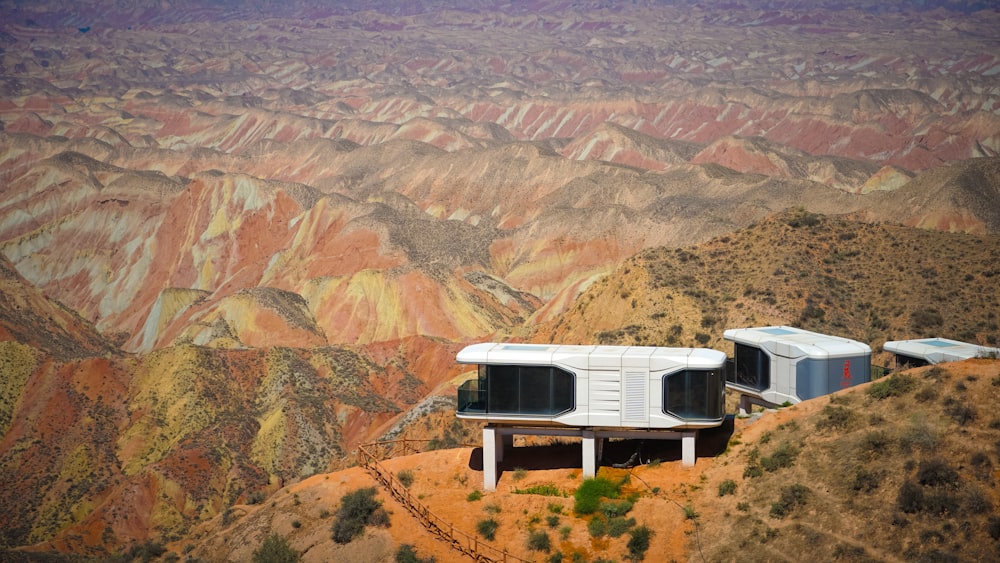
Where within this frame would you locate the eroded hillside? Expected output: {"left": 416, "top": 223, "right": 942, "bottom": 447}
{"left": 1, "top": 0, "right": 999, "bottom": 557}
{"left": 155, "top": 359, "right": 1000, "bottom": 563}
{"left": 536, "top": 209, "right": 1000, "bottom": 364}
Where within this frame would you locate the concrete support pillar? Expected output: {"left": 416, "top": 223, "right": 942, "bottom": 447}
{"left": 739, "top": 394, "right": 752, "bottom": 416}
{"left": 483, "top": 426, "right": 497, "bottom": 491}
{"left": 582, "top": 430, "right": 597, "bottom": 478}
{"left": 681, "top": 431, "right": 696, "bottom": 467}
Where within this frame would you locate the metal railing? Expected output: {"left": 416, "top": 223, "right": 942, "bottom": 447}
{"left": 456, "top": 379, "right": 486, "bottom": 414}
{"left": 357, "top": 439, "right": 531, "bottom": 563}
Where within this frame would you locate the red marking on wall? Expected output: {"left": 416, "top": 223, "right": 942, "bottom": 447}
{"left": 841, "top": 359, "right": 852, "bottom": 388}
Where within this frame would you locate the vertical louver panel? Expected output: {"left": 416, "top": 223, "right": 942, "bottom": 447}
{"left": 623, "top": 370, "right": 647, "bottom": 422}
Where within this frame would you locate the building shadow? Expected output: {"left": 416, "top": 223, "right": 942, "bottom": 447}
{"left": 466, "top": 416, "right": 736, "bottom": 475}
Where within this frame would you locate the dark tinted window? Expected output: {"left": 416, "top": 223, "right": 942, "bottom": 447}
{"left": 728, "top": 343, "right": 770, "bottom": 391}
{"left": 488, "top": 365, "right": 519, "bottom": 412}
{"left": 485, "top": 365, "right": 574, "bottom": 416}
{"left": 895, "top": 354, "right": 929, "bottom": 370}
{"left": 664, "top": 369, "right": 724, "bottom": 421}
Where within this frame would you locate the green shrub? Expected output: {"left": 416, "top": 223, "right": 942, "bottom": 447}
{"left": 760, "top": 442, "right": 799, "bottom": 472}
{"left": 917, "top": 459, "right": 959, "bottom": 487}
{"left": 599, "top": 499, "right": 633, "bottom": 518}
{"left": 395, "top": 544, "right": 434, "bottom": 563}
{"left": 897, "top": 480, "right": 924, "bottom": 513}
{"left": 857, "top": 430, "right": 892, "bottom": 457}
{"left": 682, "top": 504, "right": 699, "bottom": 520}
{"left": 515, "top": 484, "right": 564, "bottom": 496}
{"left": 784, "top": 209, "right": 822, "bottom": 228}
{"left": 769, "top": 484, "right": 809, "bottom": 519}
{"left": 125, "top": 541, "right": 167, "bottom": 562}
{"left": 331, "top": 487, "right": 390, "bottom": 544}
{"left": 626, "top": 525, "right": 654, "bottom": 562}
{"left": 944, "top": 400, "right": 977, "bottom": 426}
{"left": 988, "top": 516, "right": 1000, "bottom": 540}
{"left": 476, "top": 518, "right": 499, "bottom": 541}
{"left": 466, "top": 490, "right": 483, "bottom": 502}
{"left": 717, "top": 479, "right": 737, "bottom": 497}
{"left": 743, "top": 464, "right": 763, "bottom": 479}
{"left": 910, "top": 308, "right": 943, "bottom": 331}
{"left": 252, "top": 533, "right": 299, "bottom": 563}
{"left": 851, "top": 468, "right": 882, "bottom": 493}
{"left": 815, "top": 404, "right": 855, "bottom": 431}
{"left": 607, "top": 516, "right": 636, "bottom": 538}
{"left": 867, "top": 373, "right": 916, "bottom": 400}
{"left": 588, "top": 516, "right": 606, "bottom": 538}
{"left": 899, "top": 417, "right": 940, "bottom": 452}
{"left": 527, "top": 530, "right": 551, "bottom": 552}
{"left": 546, "top": 515, "right": 560, "bottom": 528}
{"left": 397, "top": 469, "right": 415, "bottom": 489}
{"left": 574, "top": 477, "right": 620, "bottom": 515}
{"left": 512, "top": 467, "right": 528, "bottom": 481}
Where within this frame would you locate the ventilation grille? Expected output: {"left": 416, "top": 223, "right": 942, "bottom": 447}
{"left": 623, "top": 370, "right": 647, "bottom": 421}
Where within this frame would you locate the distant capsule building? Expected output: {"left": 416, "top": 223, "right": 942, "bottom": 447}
{"left": 883, "top": 337, "right": 1000, "bottom": 369}
{"left": 455, "top": 343, "right": 727, "bottom": 490}
{"left": 723, "top": 326, "right": 872, "bottom": 412}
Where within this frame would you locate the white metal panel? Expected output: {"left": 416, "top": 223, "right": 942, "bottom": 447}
{"left": 589, "top": 371, "right": 620, "bottom": 424}
{"left": 575, "top": 374, "right": 589, "bottom": 407}
{"left": 725, "top": 326, "right": 870, "bottom": 359}
{"left": 589, "top": 346, "right": 624, "bottom": 369}
{"left": 622, "top": 346, "right": 655, "bottom": 368}
{"left": 456, "top": 342, "right": 500, "bottom": 364}
{"left": 785, "top": 358, "right": 798, "bottom": 396}
{"left": 684, "top": 348, "right": 728, "bottom": 369}
{"left": 551, "top": 345, "right": 597, "bottom": 370}
{"left": 488, "top": 343, "right": 557, "bottom": 364}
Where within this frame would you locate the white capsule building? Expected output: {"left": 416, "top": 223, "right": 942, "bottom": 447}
{"left": 723, "top": 326, "right": 872, "bottom": 412}
{"left": 883, "top": 337, "right": 1000, "bottom": 369}
{"left": 455, "top": 342, "right": 727, "bottom": 490}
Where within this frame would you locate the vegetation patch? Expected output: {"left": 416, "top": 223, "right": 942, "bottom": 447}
{"left": 476, "top": 518, "right": 499, "bottom": 541}
{"left": 769, "top": 484, "right": 810, "bottom": 519}
{"left": 626, "top": 525, "right": 654, "bottom": 562}
{"left": 606, "top": 516, "right": 636, "bottom": 538}
{"left": 395, "top": 544, "right": 435, "bottom": 563}
{"left": 598, "top": 498, "right": 634, "bottom": 518}
{"left": 814, "top": 404, "right": 856, "bottom": 431}
{"left": 718, "top": 479, "right": 737, "bottom": 497}
{"left": 396, "top": 469, "right": 414, "bottom": 489}
{"left": 867, "top": 373, "right": 916, "bottom": 400}
{"left": 331, "top": 487, "right": 390, "bottom": 544}
{"left": 759, "top": 442, "right": 799, "bottom": 472}
{"left": 527, "top": 530, "right": 551, "bottom": 553}
{"left": 573, "top": 477, "right": 622, "bottom": 515}
{"left": 514, "top": 483, "right": 565, "bottom": 497}
{"left": 252, "top": 533, "right": 299, "bottom": 563}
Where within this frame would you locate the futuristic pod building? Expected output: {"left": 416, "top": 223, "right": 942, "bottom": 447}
{"left": 724, "top": 326, "right": 871, "bottom": 410}
{"left": 883, "top": 338, "right": 1000, "bottom": 369}
{"left": 455, "top": 342, "right": 727, "bottom": 489}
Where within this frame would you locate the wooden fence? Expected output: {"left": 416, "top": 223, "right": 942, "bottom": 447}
{"left": 357, "top": 439, "right": 531, "bottom": 563}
